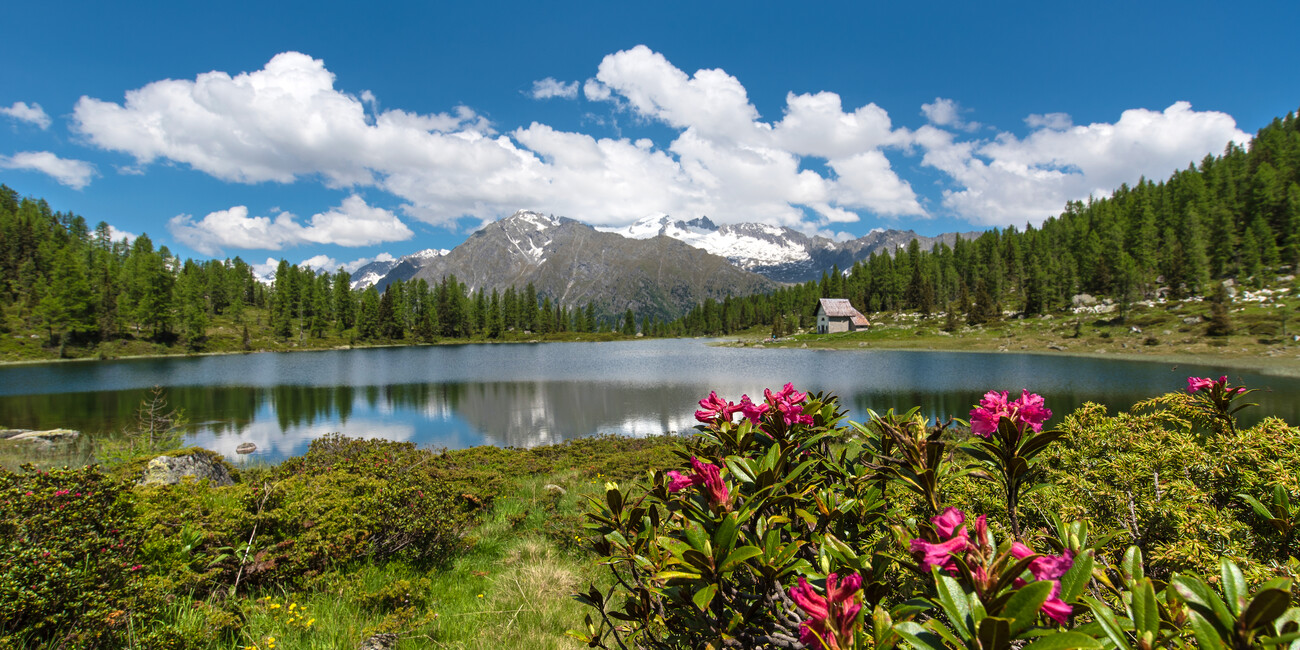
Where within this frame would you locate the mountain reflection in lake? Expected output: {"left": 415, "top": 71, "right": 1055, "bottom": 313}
{"left": 1, "top": 340, "right": 1296, "bottom": 464}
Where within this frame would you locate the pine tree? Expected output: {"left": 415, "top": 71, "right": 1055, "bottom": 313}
{"left": 1206, "top": 282, "right": 1234, "bottom": 336}
{"left": 357, "top": 287, "right": 380, "bottom": 340}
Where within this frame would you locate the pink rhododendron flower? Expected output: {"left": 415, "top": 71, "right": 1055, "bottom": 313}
{"left": 932, "top": 507, "right": 965, "bottom": 538}
{"left": 1187, "top": 375, "right": 1246, "bottom": 395}
{"left": 969, "top": 389, "right": 1052, "bottom": 437}
{"left": 789, "top": 573, "right": 863, "bottom": 650}
{"left": 665, "top": 458, "right": 731, "bottom": 510}
{"left": 738, "top": 394, "right": 769, "bottom": 424}
{"left": 909, "top": 507, "right": 971, "bottom": 574}
{"left": 691, "top": 457, "right": 730, "bottom": 509}
{"left": 695, "top": 391, "right": 740, "bottom": 423}
{"left": 665, "top": 470, "right": 696, "bottom": 493}
{"left": 777, "top": 401, "right": 815, "bottom": 426}
{"left": 765, "top": 382, "right": 808, "bottom": 406}
{"left": 1009, "top": 543, "right": 1075, "bottom": 624}
{"left": 910, "top": 535, "right": 969, "bottom": 575}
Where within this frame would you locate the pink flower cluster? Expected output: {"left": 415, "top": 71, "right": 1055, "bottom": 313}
{"left": 1186, "top": 375, "right": 1245, "bottom": 394}
{"left": 909, "top": 508, "right": 1074, "bottom": 624}
{"left": 695, "top": 391, "right": 740, "bottom": 423}
{"left": 666, "top": 457, "right": 731, "bottom": 510}
{"left": 766, "top": 383, "right": 813, "bottom": 426}
{"left": 1009, "top": 542, "right": 1074, "bottom": 624}
{"left": 789, "top": 572, "right": 862, "bottom": 650}
{"left": 969, "top": 390, "right": 1052, "bottom": 438}
{"left": 694, "top": 391, "right": 769, "bottom": 425}
{"left": 694, "top": 384, "right": 813, "bottom": 427}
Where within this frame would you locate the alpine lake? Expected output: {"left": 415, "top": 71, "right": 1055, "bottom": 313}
{"left": 1, "top": 338, "right": 1297, "bottom": 466}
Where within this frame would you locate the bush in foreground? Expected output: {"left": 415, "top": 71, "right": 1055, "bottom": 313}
{"left": 574, "top": 378, "right": 1300, "bottom": 649}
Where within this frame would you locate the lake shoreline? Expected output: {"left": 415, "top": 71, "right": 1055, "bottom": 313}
{"left": 727, "top": 339, "right": 1300, "bottom": 378}
{"left": 0, "top": 333, "right": 634, "bottom": 368}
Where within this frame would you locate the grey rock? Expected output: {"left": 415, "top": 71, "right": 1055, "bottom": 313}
{"left": 1071, "top": 293, "right": 1097, "bottom": 307}
{"left": 235, "top": 442, "right": 257, "bottom": 454}
{"left": 140, "top": 453, "right": 234, "bottom": 487}
{"left": 357, "top": 633, "right": 398, "bottom": 650}
{"left": 7, "top": 429, "right": 80, "bottom": 443}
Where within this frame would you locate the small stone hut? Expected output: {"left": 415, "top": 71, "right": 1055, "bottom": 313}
{"left": 815, "top": 298, "right": 870, "bottom": 334}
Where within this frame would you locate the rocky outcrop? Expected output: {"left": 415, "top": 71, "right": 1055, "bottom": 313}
{"left": 0, "top": 429, "right": 81, "bottom": 444}
{"left": 139, "top": 452, "right": 234, "bottom": 487}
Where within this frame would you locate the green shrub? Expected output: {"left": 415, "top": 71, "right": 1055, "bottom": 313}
{"left": 0, "top": 464, "right": 169, "bottom": 647}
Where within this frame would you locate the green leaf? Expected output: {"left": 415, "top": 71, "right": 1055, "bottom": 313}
{"left": 1174, "top": 575, "right": 1235, "bottom": 634}
{"left": 1240, "top": 493, "right": 1277, "bottom": 520}
{"left": 655, "top": 569, "right": 702, "bottom": 581}
{"left": 935, "top": 571, "right": 974, "bottom": 641}
{"left": 978, "top": 616, "right": 1012, "bottom": 650}
{"left": 719, "top": 545, "right": 764, "bottom": 573}
{"left": 1185, "top": 607, "right": 1229, "bottom": 650}
{"left": 1019, "top": 632, "right": 1104, "bottom": 649}
{"left": 1241, "top": 589, "right": 1292, "bottom": 632}
{"left": 1131, "top": 578, "right": 1159, "bottom": 641}
{"left": 1059, "top": 550, "right": 1094, "bottom": 603}
{"left": 1221, "top": 558, "right": 1248, "bottom": 616}
{"left": 894, "top": 621, "right": 951, "bottom": 650}
{"left": 604, "top": 485, "right": 623, "bottom": 516}
{"left": 692, "top": 583, "right": 718, "bottom": 612}
{"left": 713, "top": 512, "right": 740, "bottom": 557}
{"left": 1121, "top": 547, "right": 1144, "bottom": 583}
{"left": 723, "top": 457, "right": 755, "bottom": 484}
{"left": 1003, "top": 581, "right": 1053, "bottom": 635}
{"left": 1083, "top": 597, "right": 1133, "bottom": 650}
{"left": 923, "top": 618, "right": 970, "bottom": 649}
{"left": 683, "top": 522, "right": 711, "bottom": 556}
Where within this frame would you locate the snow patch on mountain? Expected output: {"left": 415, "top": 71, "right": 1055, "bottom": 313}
{"left": 599, "top": 214, "right": 812, "bottom": 269}
{"left": 513, "top": 210, "right": 562, "bottom": 231}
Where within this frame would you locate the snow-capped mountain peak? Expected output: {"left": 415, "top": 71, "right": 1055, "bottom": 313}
{"left": 508, "top": 210, "right": 563, "bottom": 231}
{"left": 349, "top": 248, "right": 450, "bottom": 290}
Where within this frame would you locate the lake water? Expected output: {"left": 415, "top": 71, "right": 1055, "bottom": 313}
{"left": 0, "top": 340, "right": 1296, "bottom": 464}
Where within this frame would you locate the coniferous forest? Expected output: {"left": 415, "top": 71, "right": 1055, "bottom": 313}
{"left": 2, "top": 110, "right": 1299, "bottom": 355}
{"left": 0, "top": 194, "right": 633, "bottom": 360}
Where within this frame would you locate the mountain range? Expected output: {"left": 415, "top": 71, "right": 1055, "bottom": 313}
{"left": 354, "top": 211, "right": 983, "bottom": 321}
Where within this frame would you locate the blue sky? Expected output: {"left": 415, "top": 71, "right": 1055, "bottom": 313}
{"left": 2, "top": 0, "right": 1295, "bottom": 275}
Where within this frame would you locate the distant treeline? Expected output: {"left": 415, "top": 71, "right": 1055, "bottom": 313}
{"left": 669, "top": 110, "right": 1300, "bottom": 336}
{"left": 0, "top": 193, "right": 639, "bottom": 350}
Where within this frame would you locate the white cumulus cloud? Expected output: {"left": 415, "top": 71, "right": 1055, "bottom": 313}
{"left": 0, "top": 151, "right": 97, "bottom": 189}
{"left": 69, "top": 48, "right": 1253, "bottom": 236}
{"left": 167, "top": 194, "right": 413, "bottom": 255}
{"left": 1, "top": 102, "right": 52, "bottom": 129}
{"left": 298, "top": 254, "right": 341, "bottom": 273}
{"left": 918, "top": 102, "right": 1250, "bottom": 226}
{"left": 921, "top": 97, "right": 980, "bottom": 132}
{"left": 529, "top": 77, "right": 578, "bottom": 100}
{"left": 583, "top": 78, "right": 612, "bottom": 102}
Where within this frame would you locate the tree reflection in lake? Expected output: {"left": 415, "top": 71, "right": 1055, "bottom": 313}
{"left": 1, "top": 341, "right": 1297, "bottom": 464}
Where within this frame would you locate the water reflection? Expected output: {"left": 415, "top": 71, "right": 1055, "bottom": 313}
{"left": 1, "top": 340, "right": 1297, "bottom": 464}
